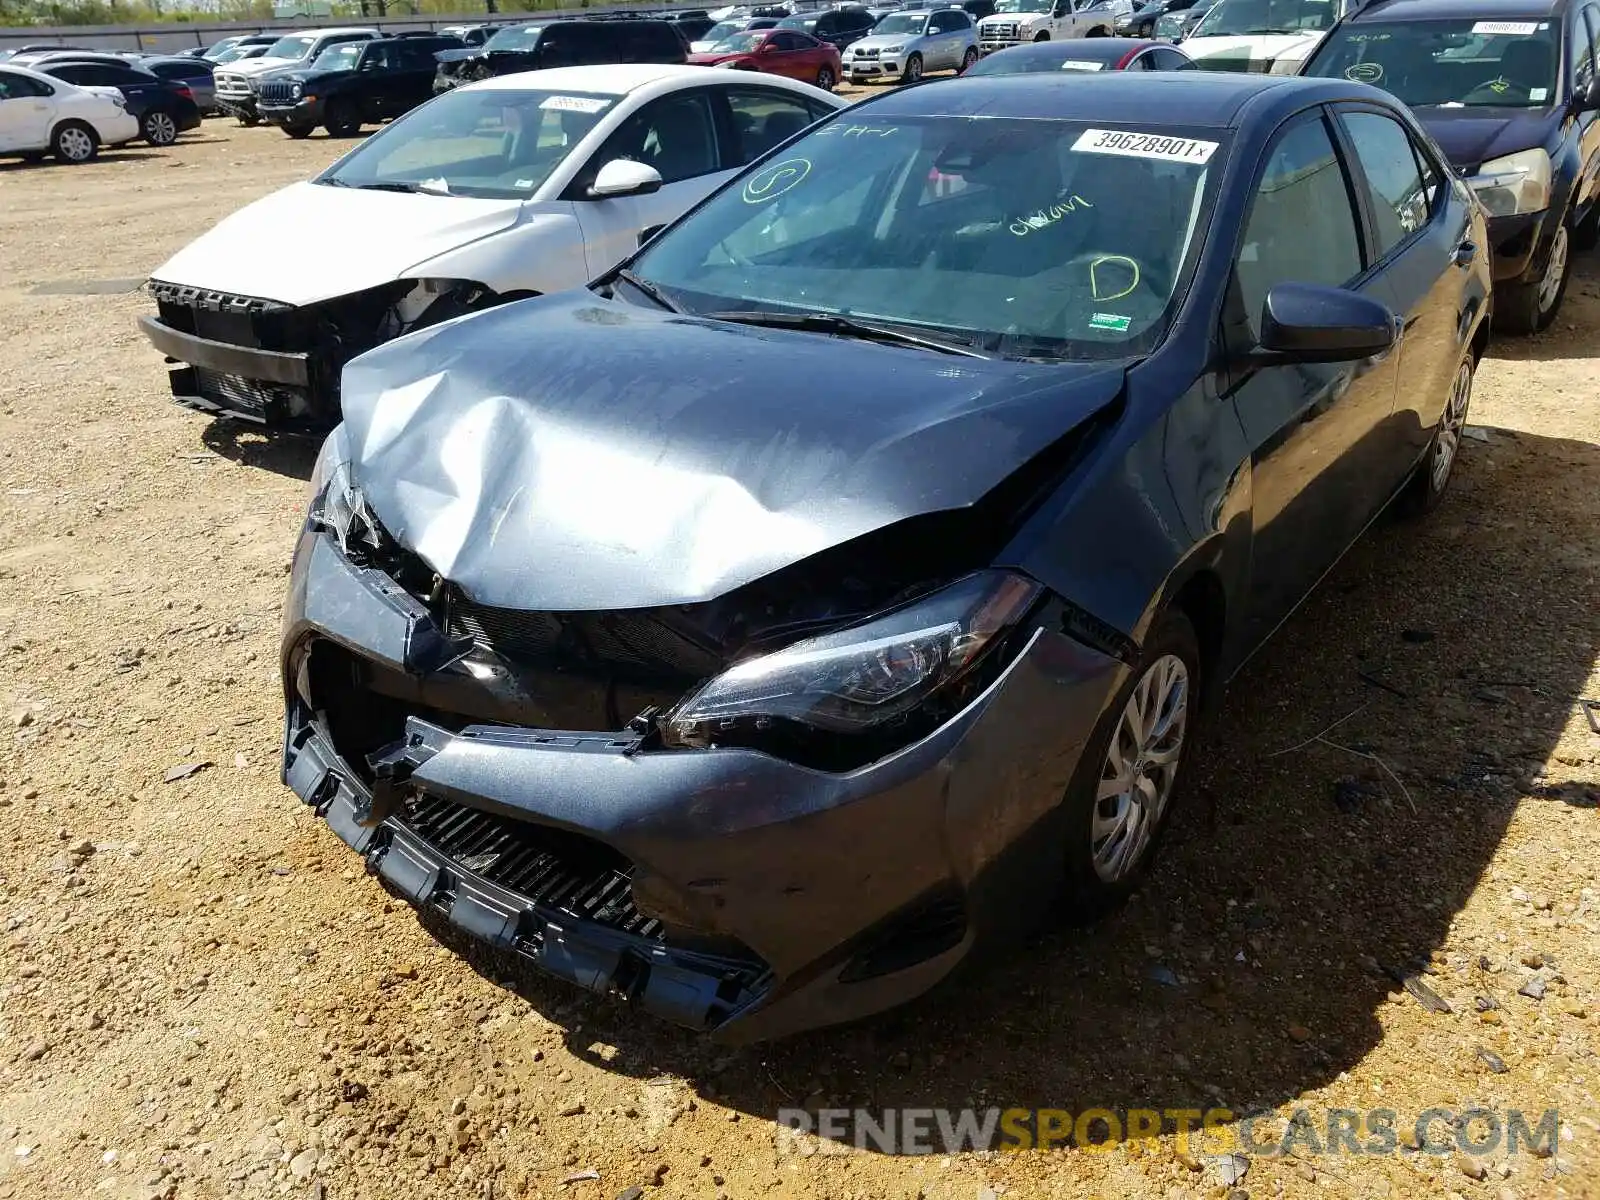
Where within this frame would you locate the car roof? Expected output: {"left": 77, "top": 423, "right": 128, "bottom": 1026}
{"left": 466, "top": 61, "right": 820, "bottom": 95}
{"left": 858, "top": 70, "right": 1376, "bottom": 125}
{"left": 1344, "top": 0, "right": 1563, "bottom": 17}
{"left": 992, "top": 35, "right": 1167, "bottom": 61}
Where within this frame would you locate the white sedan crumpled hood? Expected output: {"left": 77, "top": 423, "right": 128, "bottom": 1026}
{"left": 1182, "top": 31, "right": 1324, "bottom": 66}
{"left": 150, "top": 181, "right": 526, "bottom": 307}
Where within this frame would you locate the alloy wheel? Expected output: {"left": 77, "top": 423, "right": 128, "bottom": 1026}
{"left": 1537, "top": 224, "right": 1569, "bottom": 315}
{"left": 59, "top": 127, "right": 94, "bottom": 162}
{"left": 145, "top": 111, "right": 177, "bottom": 146}
{"left": 904, "top": 54, "right": 922, "bottom": 82}
{"left": 817, "top": 65, "right": 835, "bottom": 89}
{"left": 960, "top": 48, "right": 978, "bottom": 72}
{"left": 1430, "top": 358, "right": 1473, "bottom": 492}
{"left": 1091, "top": 654, "right": 1189, "bottom": 882}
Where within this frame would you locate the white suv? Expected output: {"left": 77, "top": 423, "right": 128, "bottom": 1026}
{"left": 213, "top": 27, "right": 379, "bottom": 125}
{"left": 140, "top": 65, "right": 846, "bottom": 429}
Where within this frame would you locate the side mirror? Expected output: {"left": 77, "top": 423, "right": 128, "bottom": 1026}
{"left": 1578, "top": 77, "right": 1600, "bottom": 112}
{"left": 638, "top": 223, "right": 666, "bottom": 247}
{"left": 588, "top": 158, "right": 664, "bottom": 199}
{"left": 759, "top": 40, "right": 777, "bottom": 52}
{"left": 1255, "top": 282, "right": 1399, "bottom": 363}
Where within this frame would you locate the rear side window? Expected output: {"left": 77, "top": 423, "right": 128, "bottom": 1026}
{"left": 1341, "top": 110, "right": 1430, "bottom": 256}
{"left": 0, "top": 69, "right": 52, "bottom": 98}
{"left": 725, "top": 86, "right": 819, "bottom": 164}
{"left": 538, "top": 23, "right": 607, "bottom": 66}
{"left": 593, "top": 90, "right": 720, "bottom": 184}
{"left": 1235, "top": 115, "right": 1364, "bottom": 338}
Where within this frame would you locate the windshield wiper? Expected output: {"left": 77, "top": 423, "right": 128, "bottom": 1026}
{"left": 320, "top": 179, "right": 427, "bottom": 193}
{"left": 614, "top": 269, "right": 684, "bottom": 313}
{"left": 710, "top": 310, "right": 990, "bottom": 359}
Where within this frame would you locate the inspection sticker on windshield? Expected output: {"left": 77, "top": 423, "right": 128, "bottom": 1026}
{"left": 1089, "top": 312, "right": 1132, "bottom": 332}
{"left": 539, "top": 95, "right": 609, "bottom": 113}
{"left": 1471, "top": 20, "right": 1539, "bottom": 34}
{"left": 1059, "top": 59, "right": 1104, "bottom": 70}
{"left": 1072, "top": 128, "right": 1218, "bottom": 164}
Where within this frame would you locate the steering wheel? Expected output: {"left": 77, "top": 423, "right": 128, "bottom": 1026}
{"left": 1064, "top": 251, "right": 1148, "bottom": 303}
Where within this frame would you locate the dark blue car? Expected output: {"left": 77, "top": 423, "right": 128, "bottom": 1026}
{"left": 1303, "top": 0, "right": 1600, "bottom": 332}
{"left": 281, "top": 72, "right": 1491, "bottom": 1041}
{"left": 38, "top": 57, "right": 201, "bottom": 146}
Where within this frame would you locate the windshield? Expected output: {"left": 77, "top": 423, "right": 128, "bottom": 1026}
{"left": 263, "top": 35, "right": 318, "bottom": 60}
{"left": 702, "top": 20, "right": 746, "bottom": 40}
{"left": 318, "top": 86, "right": 617, "bottom": 199}
{"left": 1192, "top": 0, "right": 1334, "bottom": 37}
{"left": 313, "top": 43, "right": 365, "bottom": 71}
{"left": 1304, "top": 18, "right": 1559, "bottom": 107}
{"left": 213, "top": 46, "right": 254, "bottom": 63}
{"left": 993, "top": 0, "right": 1044, "bottom": 10}
{"left": 485, "top": 25, "right": 545, "bottom": 51}
{"left": 873, "top": 12, "right": 930, "bottom": 33}
{"left": 717, "top": 30, "right": 771, "bottom": 51}
{"left": 627, "top": 116, "right": 1223, "bottom": 361}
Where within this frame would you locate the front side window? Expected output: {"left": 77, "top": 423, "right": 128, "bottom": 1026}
{"left": 1234, "top": 116, "right": 1363, "bottom": 338}
{"left": 727, "top": 87, "right": 820, "bottom": 163}
{"left": 318, "top": 86, "right": 617, "bottom": 199}
{"left": 591, "top": 91, "right": 719, "bottom": 185}
{"left": 629, "top": 115, "right": 1226, "bottom": 360}
{"left": 720, "top": 31, "right": 772, "bottom": 52}
{"left": 1574, "top": 7, "right": 1597, "bottom": 93}
{"left": 0, "top": 69, "right": 50, "bottom": 98}
{"left": 1341, "top": 110, "right": 1431, "bottom": 255}
{"left": 1193, "top": 0, "right": 1336, "bottom": 37}
{"left": 315, "top": 44, "right": 366, "bottom": 72}
{"left": 1303, "top": 17, "right": 1559, "bottom": 108}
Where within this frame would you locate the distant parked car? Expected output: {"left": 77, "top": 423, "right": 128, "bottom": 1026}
{"left": 689, "top": 16, "right": 784, "bottom": 52}
{"left": 690, "top": 28, "right": 843, "bottom": 88}
{"left": 1117, "top": 0, "right": 1199, "bottom": 35}
{"left": 438, "top": 23, "right": 505, "bottom": 47}
{"left": 138, "top": 65, "right": 844, "bottom": 429}
{"left": 0, "top": 45, "right": 70, "bottom": 65}
{"left": 138, "top": 55, "right": 218, "bottom": 115}
{"left": 433, "top": 20, "right": 687, "bottom": 94}
{"left": 777, "top": 5, "right": 879, "bottom": 49}
{"left": 842, "top": 6, "right": 979, "bottom": 81}
{"left": 38, "top": 59, "right": 200, "bottom": 146}
{"left": 214, "top": 28, "right": 381, "bottom": 125}
{"left": 190, "top": 34, "right": 278, "bottom": 62}
{"left": 1155, "top": 0, "right": 1214, "bottom": 37}
{"left": 0, "top": 64, "right": 139, "bottom": 163}
{"left": 257, "top": 34, "right": 464, "bottom": 138}
{"left": 212, "top": 44, "right": 272, "bottom": 67}
{"left": 966, "top": 32, "right": 1193, "bottom": 69}
{"left": 1179, "top": 0, "right": 1342, "bottom": 72}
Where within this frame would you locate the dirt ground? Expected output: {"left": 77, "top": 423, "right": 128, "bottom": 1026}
{"left": 0, "top": 110, "right": 1597, "bottom": 1200}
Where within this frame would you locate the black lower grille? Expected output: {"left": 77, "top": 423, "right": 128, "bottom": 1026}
{"left": 396, "top": 792, "right": 664, "bottom": 940}
{"left": 193, "top": 367, "right": 305, "bottom": 419}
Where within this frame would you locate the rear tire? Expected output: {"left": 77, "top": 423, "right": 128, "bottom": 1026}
{"left": 816, "top": 64, "right": 836, "bottom": 90}
{"left": 1034, "top": 30, "right": 1050, "bottom": 41}
{"left": 1496, "top": 215, "right": 1572, "bottom": 334}
{"left": 1397, "top": 352, "right": 1474, "bottom": 516}
{"left": 324, "top": 98, "right": 362, "bottom": 138}
{"left": 1059, "top": 608, "right": 1200, "bottom": 918}
{"left": 50, "top": 120, "right": 98, "bottom": 164}
{"left": 142, "top": 109, "right": 179, "bottom": 147}
{"left": 1087, "top": 24, "right": 1110, "bottom": 35}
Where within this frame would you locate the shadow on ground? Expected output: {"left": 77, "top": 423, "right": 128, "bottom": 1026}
{"left": 201, "top": 419, "right": 322, "bottom": 480}
{"left": 1486, "top": 246, "right": 1600, "bottom": 363}
{"left": 406, "top": 355, "right": 1600, "bottom": 1150}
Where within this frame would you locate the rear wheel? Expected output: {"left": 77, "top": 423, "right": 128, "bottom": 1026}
{"left": 142, "top": 109, "right": 178, "bottom": 147}
{"left": 816, "top": 64, "right": 836, "bottom": 90}
{"left": 1497, "top": 216, "right": 1572, "bottom": 334}
{"left": 1398, "top": 352, "right": 1474, "bottom": 516}
{"left": 1086, "top": 24, "right": 1110, "bottom": 35}
{"left": 1034, "top": 30, "right": 1050, "bottom": 41}
{"left": 51, "top": 120, "right": 98, "bottom": 164}
{"left": 959, "top": 46, "right": 978, "bottom": 72}
{"left": 325, "top": 98, "right": 363, "bottom": 138}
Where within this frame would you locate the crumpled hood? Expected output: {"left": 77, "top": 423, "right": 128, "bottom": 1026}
{"left": 150, "top": 181, "right": 524, "bottom": 306}
{"left": 340, "top": 291, "right": 1128, "bottom": 610}
{"left": 1412, "top": 106, "right": 1558, "bottom": 175}
{"left": 1183, "top": 31, "right": 1323, "bottom": 67}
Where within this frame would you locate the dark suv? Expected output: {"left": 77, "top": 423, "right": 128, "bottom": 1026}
{"left": 432, "top": 18, "right": 686, "bottom": 93}
{"left": 777, "top": 5, "right": 880, "bottom": 48}
{"left": 38, "top": 58, "right": 201, "bottom": 146}
{"left": 257, "top": 34, "right": 463, "bottom": 138}
{"left": 1302, "top": 0, "right": 1600, "bottom": 332}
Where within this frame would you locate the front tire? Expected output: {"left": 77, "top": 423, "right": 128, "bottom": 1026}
{"left": 901, "top": 52, "right": 923, "bottom": 83}
{"left": 1033, "top": 30, "right": 1051, "bottom": 41}
{"left": 959, "top": 46, "right": 978, "bottom": 72}
{"left": 1496, "top": 216, "right": 1572, "bottom": 334}
{"left": 324, "top": 99, "right": 363, "bottom": 137}
{"left": 1398, "top": 352, "right": 1473, "bottom": 516}
{"left": 142, "top": 109, "right": 178, "bottom": 147}
{"left": 236, "top": 112, "right": 259, "bottom": 128}
{"left": 1060, "top": 609, "right": 1199, "bottom": 916}
{"left": 816, "top": 64, "right": 836, "bottom": 90}
{"left": 283, "top": 121, "right": 315, "bottom": 140}
{"left": 51, "top": 120, "right": 98, "bottom": 164}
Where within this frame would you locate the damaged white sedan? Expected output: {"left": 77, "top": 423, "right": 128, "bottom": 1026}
{"left": 138, "top": 63, "right": 843, "bottom": 430}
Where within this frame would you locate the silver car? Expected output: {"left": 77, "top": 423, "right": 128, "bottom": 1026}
{"left": 842, "top": 6, "right": 979, "bottom": 82}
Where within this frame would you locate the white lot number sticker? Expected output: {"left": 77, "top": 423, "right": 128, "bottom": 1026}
{"left": 1072, "top": 128, "right": 1218, "bottom": 164}
{"left": 539, "top": 95, "right": 610, "bottom": 114}
{"left": 1471, "top": 20, "right": 1540, "bottom": 34}
{"left": 1059, "top": 59, "right": 1105, "bottom": 70}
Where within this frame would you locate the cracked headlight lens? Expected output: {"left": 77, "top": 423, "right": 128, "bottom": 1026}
{"left": 664, "top": 570, "right": 1041, "bottom": 748}
{"left": 1469, "top": 148, "right": 1551, "bottom": 217}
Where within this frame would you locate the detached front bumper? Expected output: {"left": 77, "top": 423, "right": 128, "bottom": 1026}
{"left": 1484, "top": 209, "right": 1547, "bottom": 284}
{"left": 280, "top": 526, "right": 1125, "bottom": 1042}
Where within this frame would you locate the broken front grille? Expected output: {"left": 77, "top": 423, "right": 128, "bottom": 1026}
{"left": 396, "top": 791, "right": 664, "bottom": 940}
{"left": 446, "top": 598, "right": 723, "bottom": 679}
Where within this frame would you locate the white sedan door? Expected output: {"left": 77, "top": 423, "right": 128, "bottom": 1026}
{"left": 570, "top": 89, "right": 736, "bottom": 279}
{"left": 0, "top": 70, "right": 56, "bottom": 152}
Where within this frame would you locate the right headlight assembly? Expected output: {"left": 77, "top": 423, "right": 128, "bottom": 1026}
{"left": 1468, "top": 147, "right": 1552, "bottom": 217}
{"left": 661, "top": 571, "right": 1042, "bottom": 765}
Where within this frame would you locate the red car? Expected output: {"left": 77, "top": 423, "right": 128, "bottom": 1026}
{"left": 688, "top": 28, "right": 842, "bottom": 91}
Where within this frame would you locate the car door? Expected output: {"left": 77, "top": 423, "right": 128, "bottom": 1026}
{"left": 1577, "top": 5, "right": 1600, "bottom": 216}
{"left": 936, "top": 12, "right": 969, "bottom": 67}
{"left": 393, "top": 41, "right": 444, "bottom": 113}
{"left": 758, "top": 31, "right": 803, "bottom": 77}
{"left": 1224, "top": 108, "right": 1405, "bottom": 645}
{"left": 0, "top": 69, "right": 55, "bottom": 151}
{"left": 1333, "top": 104, "right": 1480, "bottom": 479}
{"left": 569, "top": 89, "right": 731, "bottom": 276}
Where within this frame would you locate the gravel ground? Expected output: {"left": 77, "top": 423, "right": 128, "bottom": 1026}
{"left": 0, "top": 113, "right": 1597, "bottom": 1200}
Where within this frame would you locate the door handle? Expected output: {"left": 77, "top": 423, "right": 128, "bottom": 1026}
{"left": 1452, "top": 241, "right": 1476, "bottom": 268}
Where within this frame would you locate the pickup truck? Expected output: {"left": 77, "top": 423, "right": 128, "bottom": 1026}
{"left": 213, "top": 27, "right": 378, "bottom": 125}
{"left": 256, "top": 34, "right": 463, "bottom": 138}
{"left": 975, "top": 0, "right": 1116, "bottom": 52}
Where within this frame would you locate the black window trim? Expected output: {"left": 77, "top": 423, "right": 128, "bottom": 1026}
{"left": 561, "top": 87, "right": 724, "bottom": 200}
{"left": 1328, "top": 99, "right": 1444, "bottom": 273}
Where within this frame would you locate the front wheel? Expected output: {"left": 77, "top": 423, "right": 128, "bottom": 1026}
{"left": 51, "top": 120, "right": 98, "bottom": 164}
{"left": 901, "top": 52, "right": 923, "bottom": 83}
{"left": 236, "top": 112, "right": 259, "bottom": 128}
{"left": 816, "top": 64, "right": 836, "bottom": 90}
{"left": 324, "top": 99, "right": 362, "bottom": 138}
{"left": 1496, "top": 217, "right": 1572, "bottom": 334}
{"left": 1033, "top": 31, "right": 1051, "bottom": 41}
{"left": 283, "top": 121, "right": 315, "bottom": 140}
{"left": 959, "top": 46, "right": 978, "bottom": 72}
{"left": 1086, "top": 24, "right": 1110, "bottom": 35}
{"left": 1398, "top": 352, "right": 1474, "bottom": 516}
{"left": 1059, "top": 609, "right": 1199, "bottom": 916}
{"left": 142, "top": 109, "right": 178, "bottom": 147}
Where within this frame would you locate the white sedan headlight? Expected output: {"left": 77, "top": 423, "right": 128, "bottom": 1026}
{"left": 1469, "top": 148, "right": 1552, "bottom": 217}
